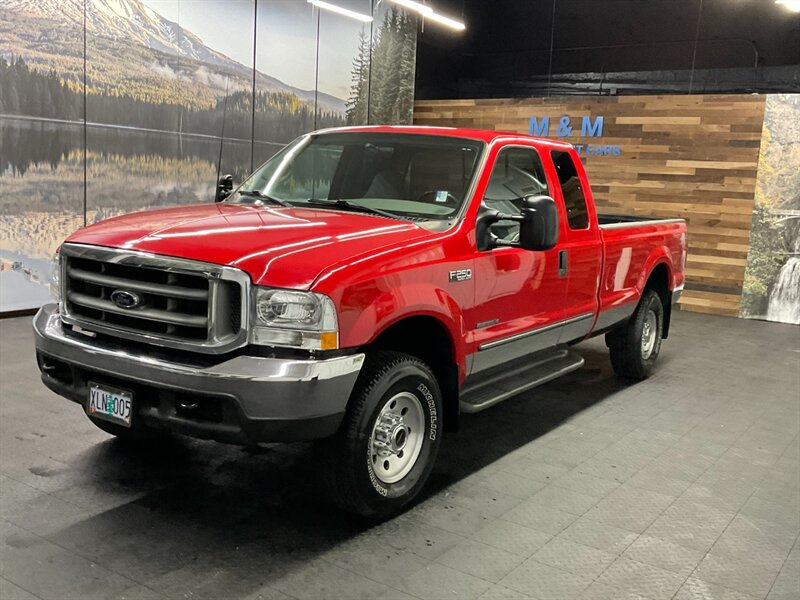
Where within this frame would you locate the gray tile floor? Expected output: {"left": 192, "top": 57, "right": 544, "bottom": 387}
{"left": 0, "top": 310, "right": 798, "bottom": 600}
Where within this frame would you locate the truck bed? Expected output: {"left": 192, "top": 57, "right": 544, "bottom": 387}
{"left": 597, "top": 214, "right": 686, "bottom": 229}
{"left": 595, "top": 215, "right": 687, "bottom": 328}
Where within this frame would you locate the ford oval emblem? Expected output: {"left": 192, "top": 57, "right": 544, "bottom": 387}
{"left": 110, "top": 290, "right": 141, "bottom": 309}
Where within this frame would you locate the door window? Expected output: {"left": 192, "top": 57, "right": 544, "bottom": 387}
{"left": 483, "top": 147, "right": 549, "bottom": 242}
{"left": 551, "top": 150, "right": 589, "bottom": 230}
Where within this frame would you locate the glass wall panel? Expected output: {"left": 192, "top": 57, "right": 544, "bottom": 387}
{"left": 316, "top": 0, "right": 371, "bottom": 127}
{"left": 85, "top": 0, "right": 255, "bottom": 222}
{"left": 0, "top": 1, "right": 85, "bottom": 310}
{"left": 369, "top": 1, "right": 417, "bottom": 125}
{"left": 253, "top": 0, "right": 319, "bottom": 167}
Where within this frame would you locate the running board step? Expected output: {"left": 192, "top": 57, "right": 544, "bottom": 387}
{"left": 459, "top": 349, "right": 584, "bottom": 413}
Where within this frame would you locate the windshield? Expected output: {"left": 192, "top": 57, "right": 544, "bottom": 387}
{"left": 233, "top": 132, "right": 485, "bottom": 220}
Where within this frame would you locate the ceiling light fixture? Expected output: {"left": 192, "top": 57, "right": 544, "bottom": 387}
{"left": 775, "top": 0, "right": 800, "bottom": 12}
{"left": 307, "top": 0, "right": 373, "bottom": 23}
{"left": 388, "top": 0, "right": 466, "bottom": 31}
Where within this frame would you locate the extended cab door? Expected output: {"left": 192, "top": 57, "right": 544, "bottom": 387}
{"left": 468, "top": 144, "right": 570, "bottom": 374}
{"left": 549, "top": 149, "right": 602, "bottom": 344}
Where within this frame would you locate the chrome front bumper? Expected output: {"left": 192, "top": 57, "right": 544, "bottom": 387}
{"left": 33, "top": 304, "right": 364, "bottom": 444}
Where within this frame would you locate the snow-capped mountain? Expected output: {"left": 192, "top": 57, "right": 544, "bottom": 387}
{"left": 2, "top": 0, "right": 346, "bottom": 112}
{"left": 87, "top": 0, "right": 234, "bottom": 68}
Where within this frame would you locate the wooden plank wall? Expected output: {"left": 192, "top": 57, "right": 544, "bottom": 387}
{"left": 414, "top": 95, "right": 766, "bottom": 317}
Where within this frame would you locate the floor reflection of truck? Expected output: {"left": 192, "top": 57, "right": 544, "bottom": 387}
{"left": 34, "top": 126, "right": 687, "bottom": 518}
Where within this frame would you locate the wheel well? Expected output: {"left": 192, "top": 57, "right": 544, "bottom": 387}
{"left": 645, "top": 263, "right": 673, "bottom": 338}
{"left": 369, "top": 316, "right": 460, "bottom": 432}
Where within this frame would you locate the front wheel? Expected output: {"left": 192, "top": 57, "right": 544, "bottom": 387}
{"left": 607, "top": 289, "right": 664, "bottom": 380}
{"left": 321, "top": 351, "right": 442, "bottom": 519}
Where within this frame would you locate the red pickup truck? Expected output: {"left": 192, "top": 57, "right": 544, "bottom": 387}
{"left": 34, "top": 126, "right": 686, "bottom": 517}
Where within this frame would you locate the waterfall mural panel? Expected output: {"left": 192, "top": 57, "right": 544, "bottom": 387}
{"left": 0, "top": 0, "right": 418, "bottom": 313}
{"left": 741, "top": 94, "right": 800, "bottom": 325}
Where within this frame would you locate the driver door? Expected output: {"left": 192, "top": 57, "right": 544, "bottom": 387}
{"left": 468, "top": 145, "right": 569, "bottom": 374}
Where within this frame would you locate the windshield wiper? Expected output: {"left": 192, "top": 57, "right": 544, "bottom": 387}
{"left": 304, "top": 199, "right": 399, "bottom": 220}
{"left": 236, "top": 189, "right": 293, "bottom": 208}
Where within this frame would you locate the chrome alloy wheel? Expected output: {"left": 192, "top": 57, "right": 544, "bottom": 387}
{"left": 370, "top": 391, "right": 425, "bottom": 484}
{"left": 641, "top": 309, "right": 657, "bottom": 359}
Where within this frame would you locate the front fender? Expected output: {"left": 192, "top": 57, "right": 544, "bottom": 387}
{"left": 335, "top": 281, "right": 467, "bottom": 373}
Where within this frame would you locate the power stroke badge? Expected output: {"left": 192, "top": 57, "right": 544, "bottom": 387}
{"left": 449, "top": 269, "right": 472, "bottom": 283}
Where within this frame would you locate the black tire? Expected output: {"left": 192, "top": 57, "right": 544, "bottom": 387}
{"left": 607, "top": 289, "right": 664, "bottom": 380}
{"left": 321, "top": 350, "right": 443, "bottom": 519}
{"left": 88, "top": 415, "right": 169, "bottom": 443}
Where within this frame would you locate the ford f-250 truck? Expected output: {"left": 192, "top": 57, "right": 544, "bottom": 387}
{"left": 34, "top": 126, "right": 686, "bottom": 517}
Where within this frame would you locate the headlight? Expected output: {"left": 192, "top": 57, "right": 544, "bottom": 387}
{"left": 250, "top": 288, "right": 338, "bottom": 350}
{"left": 48, "top": 249, "right": 61, "bottom": 302}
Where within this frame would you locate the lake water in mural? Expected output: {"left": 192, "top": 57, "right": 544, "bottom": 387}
{"left": 0, "top": 117, "right": 263, "bottom": 310}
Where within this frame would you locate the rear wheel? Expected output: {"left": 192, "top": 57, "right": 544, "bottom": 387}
{"left": 607, "top": 289, "right": 664, "bottom": 380}
{"left": 321, "top": 350, "right": 442, "bottom": 519}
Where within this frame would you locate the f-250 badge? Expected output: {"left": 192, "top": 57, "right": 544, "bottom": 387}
{"left": 449, "top": 269, "right": 472, "bottom": 283}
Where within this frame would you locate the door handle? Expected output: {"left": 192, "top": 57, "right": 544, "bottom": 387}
{"left": 558, "top": 250, "right": 568, "bottom": 277}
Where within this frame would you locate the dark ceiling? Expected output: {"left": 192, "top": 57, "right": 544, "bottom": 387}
{"left": 415, "top": 0, "right": 800, "bottom": 98}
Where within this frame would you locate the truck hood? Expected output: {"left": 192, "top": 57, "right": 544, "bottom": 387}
{"left": 67, "top": 203, "right": 434, "bottom": 289}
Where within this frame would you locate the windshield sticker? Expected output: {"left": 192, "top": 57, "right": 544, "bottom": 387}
{"left": 435, "top": 191, "right": 449, "bottom": 203}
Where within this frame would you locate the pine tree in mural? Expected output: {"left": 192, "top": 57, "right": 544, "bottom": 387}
{"left": 346, "top": 8, "right": 417, "bottom": 126}
{"left": 395, "top": 11, "right": 418, "bottom": 123}
{"left": 346, "top": 30, "right": 371, "bottom": 125}
{"left": 371, "top": 10, "right": 399, "bottom": 123}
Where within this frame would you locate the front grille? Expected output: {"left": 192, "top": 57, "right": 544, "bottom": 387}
{"left": 61, "top": 244, "right": 248, "bottom": 353}
{"left": 66, "top": 256, "right": 210, "bottom": 339}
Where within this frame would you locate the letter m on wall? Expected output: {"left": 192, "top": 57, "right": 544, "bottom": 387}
{"left": 529, "top": 117, "right": 550, "bottom": 136}
{"left": 581, "top": 116, "right": 604, "bottom": 137}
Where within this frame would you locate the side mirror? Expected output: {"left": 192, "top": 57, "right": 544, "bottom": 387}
{"left": 215, "top": 174, "right": 234, "bottom": 202}
{"left": 518, "top": 195, "right": 559, "bottom": 251}
{"left": 476, "top": 195, "right": 559, "bottom": 252}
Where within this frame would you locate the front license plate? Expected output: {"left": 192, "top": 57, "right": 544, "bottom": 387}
{"left": 87, "top": 383, "right": 133, "bottom": 428}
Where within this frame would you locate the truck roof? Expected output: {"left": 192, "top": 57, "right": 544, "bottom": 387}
{"left": 313, "top": 125, "right": 574, "bottom": 149}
